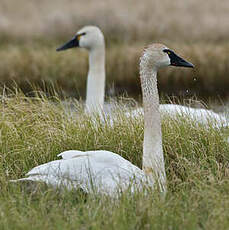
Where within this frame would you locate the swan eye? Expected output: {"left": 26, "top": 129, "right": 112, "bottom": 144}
{"left": 163, "top": 49, "right": 172, "bottom": 55}
{"left": 76, "top": 32, "right": 86, "bottom": 41}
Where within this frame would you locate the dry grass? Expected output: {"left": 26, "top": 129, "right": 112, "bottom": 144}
{"left": 0, "top": 0, "right": 229, "bottom": 43}
{"left": 0, "top": 0, "right": 229, "bottom": 99}
{"left": 0, "top": 42, "right": 228, "bottom": 98}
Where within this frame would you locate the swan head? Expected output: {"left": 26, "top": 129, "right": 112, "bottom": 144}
{"left": 141, "top": 43, "right": 194, "bottom": 70}
{"left": 56, "top": 26, "right": 104, "bottom": 52}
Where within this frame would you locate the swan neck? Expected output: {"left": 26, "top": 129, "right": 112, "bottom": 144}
{"left": 86, "top": 45, "right": 105, "bottom": 113}
{"left": 140, "top": 64, "right": 166, "bottom": 192}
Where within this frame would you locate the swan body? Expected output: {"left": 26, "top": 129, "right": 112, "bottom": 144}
{"left": 12, "top": 44, "right": 194, "bottom": 195}
{"left": 160, "top": 104, "right": 228, "bottom": 128}
{"left": 126, "top": 104, "right": 229, "bottom": 128}
{"left": 12, "top": 150, "right": 146, "bottom": 195}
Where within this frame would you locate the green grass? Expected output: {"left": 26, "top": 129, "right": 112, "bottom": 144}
{"left": 0, "top": 92, "right": 228, "bottom": 229}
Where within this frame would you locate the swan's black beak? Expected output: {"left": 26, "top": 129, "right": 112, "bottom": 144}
{"left": 56, "top": 36, "right": 79, "bottom": 51}
{"left": 165, "top": 49, "right": 194, "bottom": 68}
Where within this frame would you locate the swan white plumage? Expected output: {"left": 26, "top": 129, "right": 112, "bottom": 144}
{"left": 160, "top": 104, "right": 228, "bottom": 128}
{"left": 57, "top": 26, "right": 105, "bottom": 113}
{"left": 56, "top": 25, "right": 228, "bottom": 128}
{"left": 11, "top": 44, "right": 194, "bottom": 196}
{"left": 127, "top": 104, "right": 229, "bottom": 129}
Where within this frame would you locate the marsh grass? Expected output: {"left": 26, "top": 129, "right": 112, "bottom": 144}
{"left": 0, "top": 92, "right": 229, "bottom": 229}
{"left": 0, "top": 42, "right": 229, "bottom": 99}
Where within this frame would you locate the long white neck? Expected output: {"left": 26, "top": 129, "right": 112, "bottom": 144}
{"left": 140, "top": 57, "right": 166, "bottom": 193}
{"left": 86, "top": 45, "right": 105, "bottom": 113}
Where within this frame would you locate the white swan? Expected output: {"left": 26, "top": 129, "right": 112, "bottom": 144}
{"left": 127, "top": 104, "right": 229, "bottom": 129}
{"left": 57, "top": 26, "right": 105, "bottom": 113}
{"left": 161, "top": 104, "right": 228, "bottom": 128}
{"left": 11, "top": 43, "right": 194, "bottom": 196}
{"left": 56, "top": 25, "right": 228, "bottom": 128}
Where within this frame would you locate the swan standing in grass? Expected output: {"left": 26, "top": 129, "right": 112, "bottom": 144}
{"left": 11, "top": 44, "right": 194, "bottom": 195}
{"left": 56, "top": 25, "right": 228, "bottom": 128}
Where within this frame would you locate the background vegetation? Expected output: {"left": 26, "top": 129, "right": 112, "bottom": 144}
{"left": 0, "top": 0, "right": 229, "bottom": 100}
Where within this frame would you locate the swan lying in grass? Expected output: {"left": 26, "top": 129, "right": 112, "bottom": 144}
{"left": 56, "top": 25, "right": 228, "bottom": 128}
{"left": 11, "top": 43, "right": 194, "bottom": 195}
{"left": 127, "top": 104, "right": 229, "bottom": 129}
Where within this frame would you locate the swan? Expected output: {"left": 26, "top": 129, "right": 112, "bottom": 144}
{"left": 127, "top": 104, "right": 229, "bottom": 129}
{"left": 11, "top": 43, "right": 194, "bottom": 196}
{"left": 57, "top": 26, "right": 105, "bottom": 113}
{"left": 56, "top": 25, "right": 228, "bottom": 128}
{"left": 160, "top": 104, "right": 228, "bottom": 128}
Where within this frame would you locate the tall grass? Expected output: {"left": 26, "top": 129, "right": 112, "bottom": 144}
{"left": 0, "top": 42, "right": 229, "bottom": 98}
{"left": 0, "top": 92, "right": 228, "bottom": 229}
